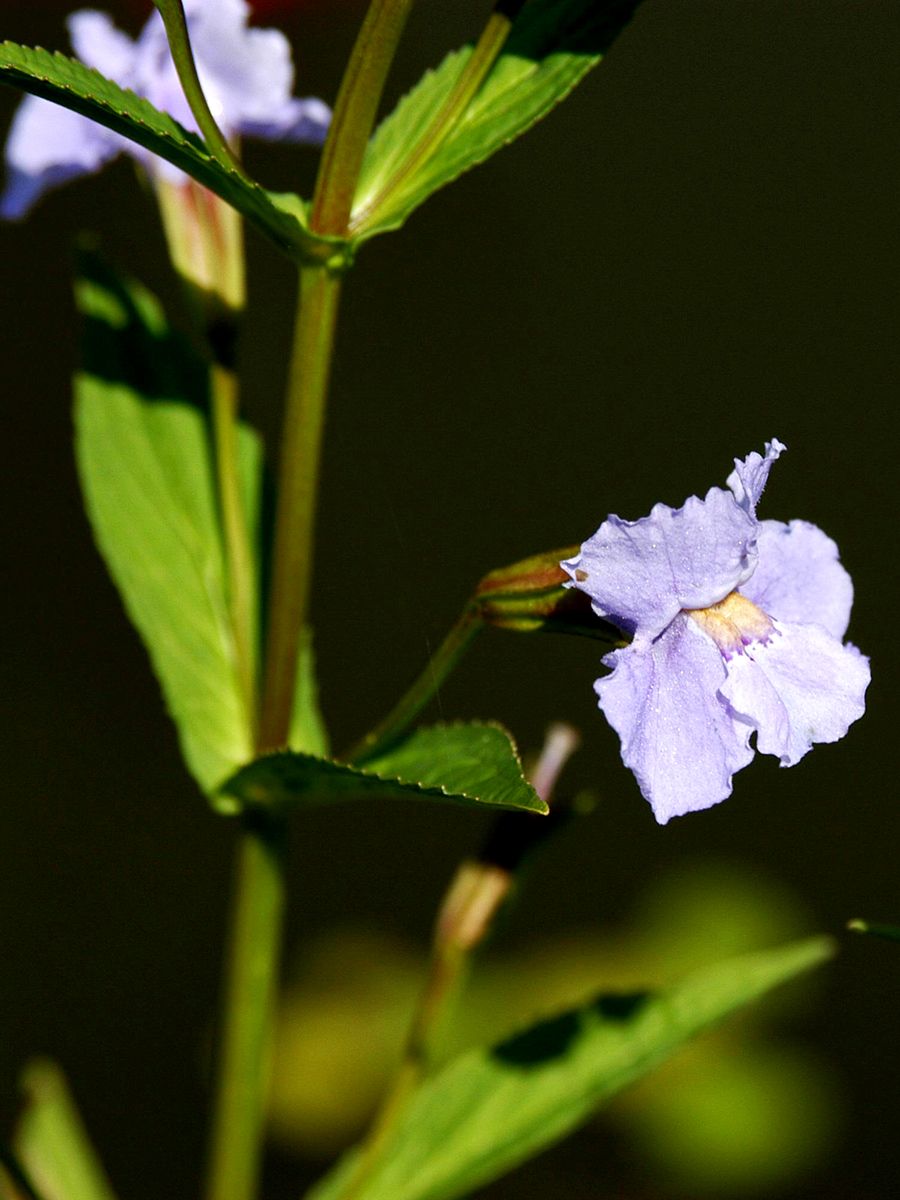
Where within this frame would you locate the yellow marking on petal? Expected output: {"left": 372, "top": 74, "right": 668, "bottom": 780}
{"left": 687, "top": 591, "right": 774, "bottom": 656}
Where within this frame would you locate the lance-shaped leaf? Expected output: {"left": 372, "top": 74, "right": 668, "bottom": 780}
{"left": 0, "top": 41, "right": 333, "bottom": 262}
{"left": 74, "top": 249, "right": 262, "bottom": 794}
{"left": 9, "top": 1061, "right": 117, "bottom": 1200}
{"left": 350, "top": 0, "right": 641, "bottom": 241}
{"left": 219, "top": 722, "right": 546, "bottom": 816}
{"left": 307, "top": 936, "right": 833, "bottom": 1200}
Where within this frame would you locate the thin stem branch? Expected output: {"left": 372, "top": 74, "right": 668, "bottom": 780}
{"left": 153, "top": 0, "right": 247, "bottom": 175}
{"left": 205, "top": 816, "right": 287, "bottom": 1200}
{"left": 257, "top": 266, "right": 342, "bottom": 753}
{"left": 341, "top": 724, "right": 579, "bottom": 1200}
{"left": 345, "top": 606, "right": 483, "bottom": 764}
{"left": 310, "top": 0, "right": 417, "bottom": 236}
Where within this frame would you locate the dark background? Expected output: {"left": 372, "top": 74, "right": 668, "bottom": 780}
{"left": 1, "top": 1, "right": 898, "bottom": 1197}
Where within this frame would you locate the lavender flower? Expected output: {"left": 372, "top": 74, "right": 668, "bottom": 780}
{"left": 563, "top": 441, "right": 870, "bottom": 824}
{"left": 1, "top": 0, "right": 331, "bottom": 219}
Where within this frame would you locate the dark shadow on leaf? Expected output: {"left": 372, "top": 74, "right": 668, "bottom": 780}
{"left": 76, "top": 243, "right": 208, "bottom": 408}
{"left": 493, "top": 991, "right": 652, "bottom": 1069}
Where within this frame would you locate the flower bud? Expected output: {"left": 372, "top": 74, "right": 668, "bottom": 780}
{"left": 474, "top": 548, "right": 620, "bottom": 641}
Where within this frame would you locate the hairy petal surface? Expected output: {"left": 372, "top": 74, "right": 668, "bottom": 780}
{"left": 740, "top": 519, "right": 854, "bottom": 640}
{"left": 565, "top": 488, "right": 757, "bottom": 643}
{"left": 721, "top": 621, "right": 870, "bottom": 765}
{"left": 597, "top": 616, "right": 753, "bottom": 824}
{"left": 726, "top": 438, "right": 786, "bottom": 517}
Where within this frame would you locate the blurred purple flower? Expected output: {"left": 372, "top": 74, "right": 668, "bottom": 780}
{"left": 1, "top": 0, "right": 331, "bottom": 219}
{"left": 563, "top": 441, "right": 870, "bottom": 824}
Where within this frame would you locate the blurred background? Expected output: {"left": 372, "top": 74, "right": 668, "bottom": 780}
{"left": 0, "top": 1, "right": 898, "bottom": 1197}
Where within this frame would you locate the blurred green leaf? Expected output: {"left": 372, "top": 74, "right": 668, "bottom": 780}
{"left": 12, "top": 1061, "right": 117, "bottom": 1200}
{"left": 74, "top": 249, "right": 259, "bottom": 794}
{"left": 847, "top": 919, "right": 900, "bottom": 942}
{"left": 306, "top": 936, "right": 834, "bottom": 1200}
{"left": 350, "top": 0, "right": 640, "bottom": 241}
{"left": 220, "top": 722, "right": 547, "bottom": 816}
{"left": 0, "top": 41, "right": 323, "bottom": 261}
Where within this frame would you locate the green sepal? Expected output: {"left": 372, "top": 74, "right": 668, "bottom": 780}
{"left": 0, "top": 41, "right": 347, "bottom": 266}
{"left": 350, "top": 0, "right": 641, "bottom": 241}
{"left": 307, "top": 936, "right": 834, "bottom": 1200}
{"left": 217, "top": 722, "right": 547, "bottom": 817}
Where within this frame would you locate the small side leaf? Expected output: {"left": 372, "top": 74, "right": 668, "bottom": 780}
{"left": 219, "top": 722, "right": 546, "bottom": 816}
{"left": 12, "top": 1061, "right": 117, "bottom": 1200}
{"left": 74, "top": 249, "right": 258, "bottom": 794}
{"left": 307, "top": 937, "right": 834, "bottom": 1200}
{"left": 351, "top": 0, "right": 641, "bottom": 240}
{"left": 0, "top": 41, "right": 324, "bottom": 261}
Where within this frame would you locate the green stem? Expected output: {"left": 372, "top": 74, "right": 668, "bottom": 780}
{"left": 211, "top": 364, "right": 258, "bottom": 729}
{"left": 205, "top": 817, "right": 287, "bottom": 1200}
{"left": 153, "top": 0, "right": 247, "bottom": 176}
{"left": 257, "top": 266, "right": 342, "bottom": 753}
{"left": 310, "top": 0, "right": 417, "bottom": 237}
{"left": 345, "top": 605, "right": 483, "bottom": 763}
{"left": 258, "top": 0, "right": 416, "bottom": 752}
{"left": 349, "top": 3, "right": 516, "bottom": 236}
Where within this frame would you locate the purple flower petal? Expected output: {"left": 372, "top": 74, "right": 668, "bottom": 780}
{"left": 721, "top": 621, "right": 870, "bottom": 765}
{"left": 740, "top": 519, "right": 854, "bottom": 640}
{"left": 67, "top": 10, "right": 137, "bottom": 82}
{"left": 564, "top": 486, "right": 758, "bottom": 643}
{"left": 726, "top": 438, "right": 786, "bottom": 517}
{"left": 0, "top": 94, "right": 119, "bottom": 219}
{"left": 597, "top": 615, "right": 754, "bottom": 824}
{"left": 239, "top": 97, "right": 331, "bottom": 145}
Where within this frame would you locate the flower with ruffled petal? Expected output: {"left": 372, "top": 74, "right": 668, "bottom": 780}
{"left": 562, "top": 441, "right": 870, "bottom": 824}
{"left": 1, "top": 0, "right": 331, "bottom": 219}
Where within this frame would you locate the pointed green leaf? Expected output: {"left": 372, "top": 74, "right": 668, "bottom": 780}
{"left": 0, "top": 41, "right": 335, "bottom": 262}
{"left": 351, "top": 0, "right": 640, "bottom": 240}
{"left": 12, "top": 1061, "right": 117, "bottom": 1200}
{"left": 307, "top": 937, "right": 834, "bottom": 1200}
{"left": 219, "top": 722, "right": 547, "bottom": 816}
{"left": 74, "top": 249, "right": 260, "bottom": 794}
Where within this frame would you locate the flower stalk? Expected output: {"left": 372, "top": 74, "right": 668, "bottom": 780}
{"left": 152, "top": 0, "right": 247, "bottom": 175}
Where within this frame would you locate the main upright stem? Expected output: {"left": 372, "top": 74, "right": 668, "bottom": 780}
{"left": 206, "top": 7, "right": 416, "bottom": 1200}
{"left": 258, "top": 0, "right": 415, "bottom": 753}
{"left": 206, "top": 817, "right": 286, "bottom": 1200}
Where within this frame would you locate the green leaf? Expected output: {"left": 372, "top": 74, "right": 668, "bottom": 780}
{"left": 219, "top": 722, "right": 547, "bottom": 816}
{"left": 74, "top": 249, "right": 258, "bottom": 794}
{"left": 12, "top": 1061, "right": 117, "bottom": 1200}
{"left": 351, "top": 0, "right": 640, "bottom": 240}
{"left": 0, "top": 41, "right": 334, "bottom": 262}
{"left": 307, "top": 936, "right": 834, "bottom": 1200}
{"left": 847, "top": 919, "right": 900, "bottom": 943}
{"left": 289, "top": 628, "right": 330, "bottom": 759}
